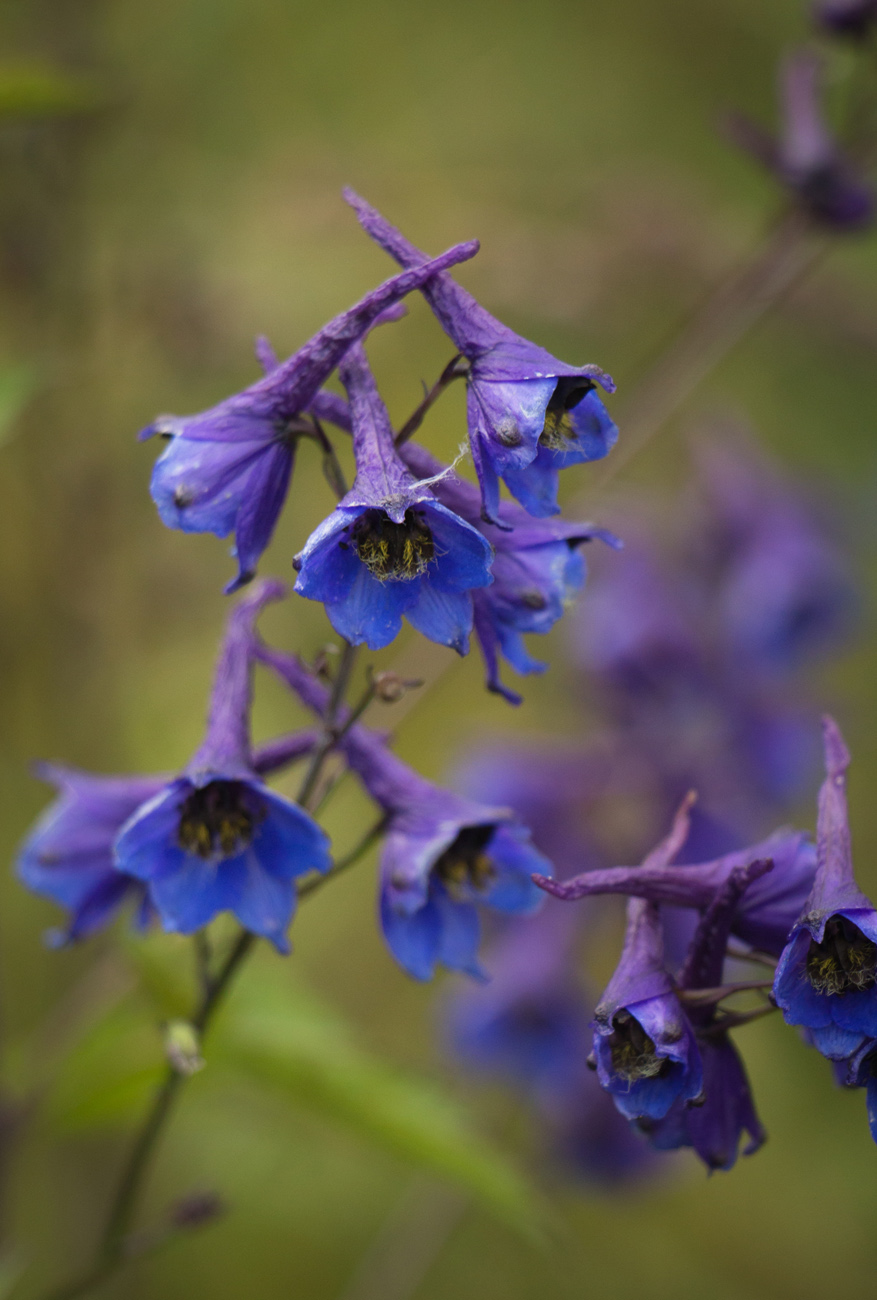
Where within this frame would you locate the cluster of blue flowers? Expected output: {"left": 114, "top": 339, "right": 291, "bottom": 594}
{"left": 15, "top": 2, "right": 877, "bottom": 1197}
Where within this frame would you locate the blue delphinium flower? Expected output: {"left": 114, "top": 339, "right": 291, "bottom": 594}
{"left": 592, "top": 897, "right": 703, "bottom": 1122}
{"left": 729, "top": 50, "right": 873, "bottom": 229}
{"left": 773, "top": 716, "right": 877, "bottom": 1060}
{"left": 142, "top": 240, "right": 479, "bottom": 593}
{"left": 254, "top": 642, "right": 551, "bottom": 980}
{"left": 294, "top": 344, "right": 493, "bottom": 652}
{"left": 113, "top": 581, "right": 331, "bottom": 952}
{"left": 344, "top": 189, "right": 618, "bottom": 524}
{"left": 16, "top": 733, "right": 319, "bottom": 946}
{"left": 641, "top": 860, "right": 771, "bottom": 1171}
{"left": 401, "top": 441, "right": 620, "bottom": 702}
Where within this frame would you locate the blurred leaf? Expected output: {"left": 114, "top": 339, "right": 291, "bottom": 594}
{"left": 0, "top": 366, "right": 37, "bottom": 447}
{"left": 220, "top": 979, "right": 544, "bottom": 1239}
{"left": 0, "top": 66, "right": 104, "bottom": 120}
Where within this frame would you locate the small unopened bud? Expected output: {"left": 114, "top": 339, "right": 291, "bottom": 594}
{"left": 372, "top": 671, "right": 423, "bottom": 703}
{"left": 164, "top": 1020, "right": 205, "bottom": 1076}
{"left": 170, "top": 1190, "right": 225, "bottom": 1230}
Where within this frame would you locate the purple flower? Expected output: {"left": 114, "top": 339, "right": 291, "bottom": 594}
{"left": 114, "top": 582, "right": 331, "bottom": 952}
{"left": 815, "top": 0, "right": 877, "bottom": 38}
{"left": 729, "top": 51, "right": 873, "bottom": 229}
{"left": 294, "top": 346, "right": 493, "bottom": 652}
{"left": 344, "top": 189, "right": 617, "bottom": 524}
{"left": 254, "top": 644, "right": 551, "bottom": 980}
{"left": 593, "top": 897, "right": 703, "bottom": 1121}
{"left": 535, "top": 794, "right": 816, "bottom": 957}
{"left": 641, "top": 861, "right": 770, "bottom": 1171}
{"left": 142, "top": 240, "right": 479, "bottom": 594}
{"left": 16, "top": 730, "right": 319, "bottom": 945}
{"left": 773, "top": 716, "right": 877, "bottom": 1059}
{"left": 401, "top": 441, "right": 620, "bottom": 702}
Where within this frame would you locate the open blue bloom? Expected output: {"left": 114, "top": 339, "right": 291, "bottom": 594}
{"left": 115, "top": 582, "right": 330, "bottom": 952}
{"left": 729, "top": 51, "right": 873, "bottom": 229}
{"left": 815, "top": 0, "right": 877, "bottom": 38}
{"left": 142, "top": 240, "right": 479, "bottom": 593}
{"left": 254, "top": 643, "right": 551, "bottom": 980}
{"left": 344, "top": 189, "right": 617, "bottom": 523}
{"left": 773, "top": 716, "right": 877, "bottom": 1060}
{"left": 17, "top": 731, "right": 319, "bottom": 945}
{"left": 294, "top": 344, "right": 493, "bottom": 652}
{"left": 535, "top": 794, "right": 816, "bottom": 957}
{"left": 593, "top": 898, "right": 702, "bottom": 1121}
{"left": 641, "top": 860, "right": 770, "bottom": 1171}
{"left": 402, "top": 441, "right": 620, "bottom": 702}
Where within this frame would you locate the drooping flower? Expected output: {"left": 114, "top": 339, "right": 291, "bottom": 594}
{"left": 254, "top": 643, "right": 551, "bottom": 980}
{"left": 814, "top": 0, "right": 877, "bottom": 39}
{"left": 592, "top": 897, "right": 703, "bottom": 1121}
{"left": 16, "top": 730, "right": 319, "bottom": 945}
{"left": 728, "top": 51, "right": 873, "bottom": 229}
{"left": 344, "top": 189, "right": 617, "bottom": 523}
{"left": 294, "top": 345, "right": 493, "bottom": 652}
{"left": 534, "top": 794, "right": 816, "bottom": 957}
{"left": 401, "top": 441, "right": 620, "bottom": 702}
{"left": 114, "top": 582, "right": 331, "bottom": 952}
{"left": 142, "top": 239, "right": 479, "bottom": 593}
{"left": 773, "top": 716, "right": 877, "bottom": 1059}
{"left": 640, "top": 860, "right": 771, "bottom": 1171}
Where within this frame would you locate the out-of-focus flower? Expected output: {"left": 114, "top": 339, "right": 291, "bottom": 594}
{"left": 344, "top": 189, "right": 617, "bottom": 523}
{"left": 17, "top": 733, "right": 319, "bottom": 945}
{"left": 842, "top": 1039, "right": 877, "bottom": 1143}
{"left": 142, "top": 241, "right": 479, "bottom": 593}
{"left": 593, "top": 897, "right": 703, "bottom": 1121}
{"left": 773, "top": 716, "right": 877, "bottom": 1059}
{"left": 728, "top": 51, "right": 873, "bottom": 229}
{"left": 402, "top": 441, "right": 619, "bottom": 701}
{"left": 114, "top": 582, "right": 331, "bottom": 952}
{"left": 642, "top": 861, "right": 771, "bottom": 1171}
{"left": 254, "top": 644, "right": 550, "bottom": 980}
{"left": 294, "top": 345, "right": 493, "bottom": 652}
{"left": 814, "top": 0, "right": 877, "bottom": 39}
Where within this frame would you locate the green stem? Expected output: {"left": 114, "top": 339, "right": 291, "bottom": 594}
{"left": 394, "top": 354, "right": 467, "bottom": 447}
{"left": 296, "top": 641, "right": 358, "bottom": 811}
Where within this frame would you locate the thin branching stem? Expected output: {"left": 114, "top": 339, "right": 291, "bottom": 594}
{"left": 394, "top": 354, "right": 467, "bottom": 447}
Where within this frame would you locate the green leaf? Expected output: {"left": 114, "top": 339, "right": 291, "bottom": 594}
{"left": 0, "top": 66, "right": 104, "bottom": 120}
{"left": 219, "top": 977, "right": 544, "bottom": 1239}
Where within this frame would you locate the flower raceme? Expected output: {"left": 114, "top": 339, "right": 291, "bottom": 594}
{"left": 344, "top": 189, "right": 618, "bottom": 523}
{"left": 142, "top": 240, "right": 479, "bottom": 594}
{"left": 253, "top": 642, "right": 551, "bottom": 980}
{"left": 293, "top": 343, "right": 493, "bottom": 652}
{"left": 112, "top": 582, "right": 331, "bottom": 952}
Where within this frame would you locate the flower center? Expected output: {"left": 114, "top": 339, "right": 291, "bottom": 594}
{"left": 539, "top": 378, "right": 595, "bottom": 452}
{"left": 351, "top": 508, "right": 435, "bottom": 581}
{"left": 608, "top": 1010, "right": 669, "bottom": 1082}
{"left": 806, "top": 915, "right": 877, "bottom": 995}
{"left": 178, "top": 781, "right": 261, "bottom": 859}
{"left": 434, "top": 826, "right": 496, "bottom": 898}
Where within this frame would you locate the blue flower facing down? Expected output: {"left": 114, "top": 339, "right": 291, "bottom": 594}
{"left": 114, "top": 581, "right": 330, "bottom": 952}
{"left": 254, "top": 643, "right": 551, "bottom": 980}
{"left": 17, "top": 731, "right": 320, "bottom": 945}
{"left": 401, "top": 441, "right": 620, "bottom": 703}
{"left": 344, "top": 189, "right": 617, "bottom": 524}
{"left": 294, "top": 344, "right": 493, "bottom": 652}
{"left": 773, "top": 716, "right": 877, "bottom": 1060}
{"left": 142, "top": 239, "right": 479, "bottom": 593}
{"left": 593, "top": 898, "right": 703, "bottom": 1122}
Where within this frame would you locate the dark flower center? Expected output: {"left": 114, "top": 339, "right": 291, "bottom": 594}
{"left": 539, "top": 378, "right": 595, "bottom": 452}
{"left": 178, "top": 781, "right": 262, "bottom": 859}
{"left": 350, "top": 508, "right": 435, "bottom": 581}
{"left": 806, "top": 915, "right": 877, "bottom": 995}
{"left": 434, "top": 825, "right": 496, "bottom": 898}
{"left": 608, "top": 1010, "right": 669, "bottom": 1082}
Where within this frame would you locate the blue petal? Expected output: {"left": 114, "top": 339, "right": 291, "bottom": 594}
{"left": 227, "top": 440, "right": 295, "bottom": 591}
{"left": 253, "top": 789, "right": 332, "bottom": 879}
{"left": 831, "top": 988, "right": 877, "bottom": 1038}
{"left": 149, "top": 852, "right": 242, "bottom": 933}
{"left": 866, "top": 1076, "right": 877, "bottom": 1145}
{"left": 422, "top": 502, "right": 494, "bottom": 592}
{"left": 224, "top": 853, "right": 295, "bottom": 952}
{"left": 113, "top": 784, "right": 189, "bottom": 882}
{"left": 294, "top": 509, "right": 362, "bottom": 603}
{"left": 810, "top": 1022, "right": 865, "bottom": 1059}
{"left": 151, "top": 436, "right": 266, "bottom": 538}
{"left": 380, "top": 889, "right": 441, "bottom": 981}
{"left": 481, "top": 825, "right": 551, "bottom": 914}
{"left": 324, "top": 565, "right": 412, "bottom": 649}
{"left": 566, "top": 389, "right": 619, "bottom": 462}
{"left": 502, "top": 448, "right": 561, "bottom": 518}
{"left": 495, "top": 624, "right": 547, "bottom": 677}
{"left": 405, "top": 584, "right": 473, "bottom": 653}
{"left": 432, "top": 887, "right": 485, "bottom": 978}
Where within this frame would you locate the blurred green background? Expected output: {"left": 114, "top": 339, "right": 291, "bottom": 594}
{"left": 2, "top": 0, "right": 877, "bottom": 1296}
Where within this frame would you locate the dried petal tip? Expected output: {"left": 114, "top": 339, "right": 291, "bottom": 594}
{"left": 170, "top": 1192, "right": 225, "bottom": 1230}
